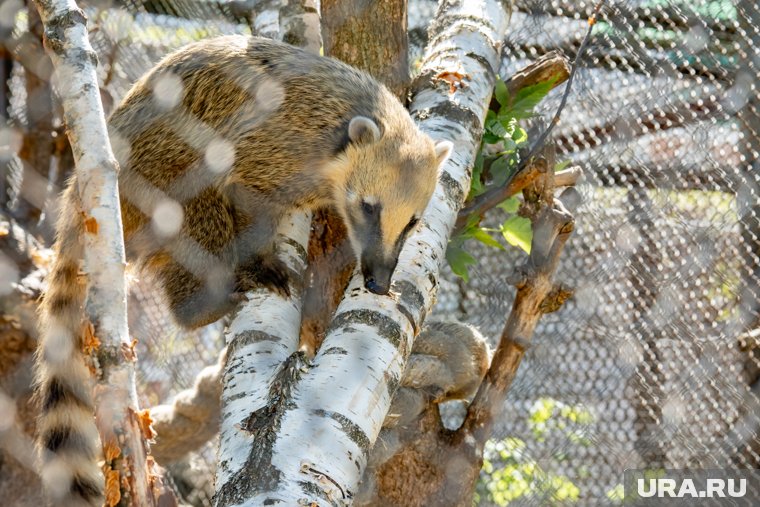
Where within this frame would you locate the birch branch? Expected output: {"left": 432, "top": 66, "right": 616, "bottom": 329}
{"left": 223, "top": 1, "right": 510, "bottom": 505}
{"left": 31, "top": 0, "right": 162, "bottom": 504}
{"left": 213, "top": 2, "right": 319, "bottom": 505}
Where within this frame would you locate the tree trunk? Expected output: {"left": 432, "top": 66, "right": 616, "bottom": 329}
{"left": 245, "top": 0, "right": 509, "bottom": 504}
{"left": 321, "top": 0, "right": 409, "bottom": 99}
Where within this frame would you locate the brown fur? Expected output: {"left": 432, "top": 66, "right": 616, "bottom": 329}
{"left": 385, "top": 321, "right": 491, "bottom": 430}
{"left": 37, "top": 35, "right": 449, "bottom": 505}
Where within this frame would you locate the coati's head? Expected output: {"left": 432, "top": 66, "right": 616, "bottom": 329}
{"left": 335, "top": 115, "right": 452, "bottom": 295}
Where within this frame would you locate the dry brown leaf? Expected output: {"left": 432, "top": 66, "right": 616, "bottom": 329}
{"left": 435, "top": 70, "right": 469, "bottom": 94}
{"left": 105, "top": 469, "right": 121, "bottom": 507}
{"left": 121, "top": 338, "right": 138, "bottom": 362}
{"left": 83, "top": 215, "right": 99, "bottom": 234}
{"left": 82, "top": 321, "right": 101, "bottom": 355}
{"left": 136, "top": 408, "right": 155, "bottom": 440}
{"left": 103, "top": 439, "right": 121, "bottom": 463}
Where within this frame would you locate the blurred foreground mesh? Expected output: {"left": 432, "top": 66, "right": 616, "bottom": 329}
{"left": 0, "top": 0, "right": 759, "bottom": 505}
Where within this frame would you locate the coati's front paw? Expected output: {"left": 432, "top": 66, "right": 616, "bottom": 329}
{"left": 234, "top": 256, "right": 292, "bottom": 298}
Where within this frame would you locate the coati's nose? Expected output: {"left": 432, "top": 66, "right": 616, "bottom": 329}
{"left": 365, "top": 278, "right": 389, "bottom": 295}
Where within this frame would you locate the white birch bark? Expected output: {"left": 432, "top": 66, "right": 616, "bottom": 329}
{"left": 214, "top": 2, "right": 320, "bottom": 505}
{"left": 219, "top": 1, "right": 511, "bottom": 505}
{"left": 32, "top": 0, "right": 157, "bottom": 504}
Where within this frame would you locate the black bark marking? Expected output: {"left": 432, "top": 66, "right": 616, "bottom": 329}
{"left": 43, "top": 9, "right": 96, "bottom": 65}
{"left": 298, "top": 480, "right": 336, "bottom": 504}
{"left": 214, "top": 351, "right": 307, "bottom": 506}
{"left": 439, "top": 170, "right": 466, "bottom": 209}
{"left": 313, "top": 409, "right": 371, "bottom": 454}
{"left": 321, "top": 346, "right": 349, "bottom": 355}
{"left": 466, "top": 51, "right": 497, "bottom": 76}
{"left": 394, "top": 280, "right": 425, "bottom": 315}
{"left": 226, "top": 330, "right": 282, "bottom": 359}
{"left": 413, "top": 102, "right": 483, "bottom": 138}
{"left": 328, "top": 309, "right": 404, "bottom": 349}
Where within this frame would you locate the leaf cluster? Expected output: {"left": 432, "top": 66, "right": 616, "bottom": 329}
{"left": 446, "top": 77, "right": 558, "bottom": 281}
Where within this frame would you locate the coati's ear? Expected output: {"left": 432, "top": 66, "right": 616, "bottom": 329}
{"left": 435, "top": 140, "right": 453, "bottom": 167}
{"left": 348, "top": 116, "right": 382, "bottom": 145}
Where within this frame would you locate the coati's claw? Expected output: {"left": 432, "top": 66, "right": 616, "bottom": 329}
{"left": 234, "top": 256, "right": 292, "bottom": 297}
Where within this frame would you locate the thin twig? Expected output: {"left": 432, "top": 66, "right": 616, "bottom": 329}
{"left": 524, "top": 0, "right": 605, "bottom": 161}
{"left": 454, "top": 0, "right": 604, "bottom": 233}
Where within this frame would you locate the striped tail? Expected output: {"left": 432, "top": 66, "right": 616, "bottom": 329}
{"left": 35, "top": 180, "right": 104, "bottom": 506}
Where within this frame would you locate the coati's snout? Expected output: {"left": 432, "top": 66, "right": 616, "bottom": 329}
{"left": 361, "top": 252, "right": 397, "bottom": 295}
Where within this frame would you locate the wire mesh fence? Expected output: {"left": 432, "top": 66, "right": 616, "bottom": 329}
{"left": 0, "top": 0, "right": 758, "bottom": 505}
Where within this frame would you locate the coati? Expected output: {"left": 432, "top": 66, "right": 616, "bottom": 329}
{"left": 36, "top": 35, "right": 452, "bottom": 506}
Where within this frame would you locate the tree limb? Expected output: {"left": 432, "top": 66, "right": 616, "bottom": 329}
{"left": 213, "top": 2, "right": 319, "bottom": 506}
{"left": 455, "top": 1, "right": 603, "bottom": 235}
{"left": 30, "top": 0, "right": 168, "bottom": 504}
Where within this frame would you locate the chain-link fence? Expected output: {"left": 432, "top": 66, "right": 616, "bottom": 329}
{"left": 432, "top": 0, "right": 760, "bottom": 504}
{"left": 0, "top": 0, "right": 759, "bottom": 505}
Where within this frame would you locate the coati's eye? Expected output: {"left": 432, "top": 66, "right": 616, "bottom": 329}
{"left": 361, "top": 200, "right": 378, "bottom": 216}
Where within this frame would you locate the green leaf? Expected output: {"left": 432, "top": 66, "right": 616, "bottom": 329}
{"left": 501, "top": 137, "right": 518, "bottom": 153}
{"left": 486, "top": 118, "right": 508, "bottom": 138}
{"left": 489, "top": 156, "right": 511, "bottom": 187}
{"left": 494, "top": 77, "right": 509, "bottom": 106}
{"left": 497, "top": 196, "right": 520, "bottom": 214}
{"left": 509, "top": 77, "right": 559, "bottom": 119}
{"left": 498, "top": 115, "right": 518, "bottom": 134}
{"left": 512, "top": 125, "right": 528, "bottom": 145}
{"left": 469, "top": 151, "right": 485, "bottom": 198}
{"left": 467, "top": 228, "right": 505, "bottom": 250}
{"left": 501, "top": 216, "right": 533, "bottom": 253}
{"left": 446, "top": 244, "right": 476, "bottom": 281}
{"left": 482, "top": 132, "right": 503, "bottom": 144}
